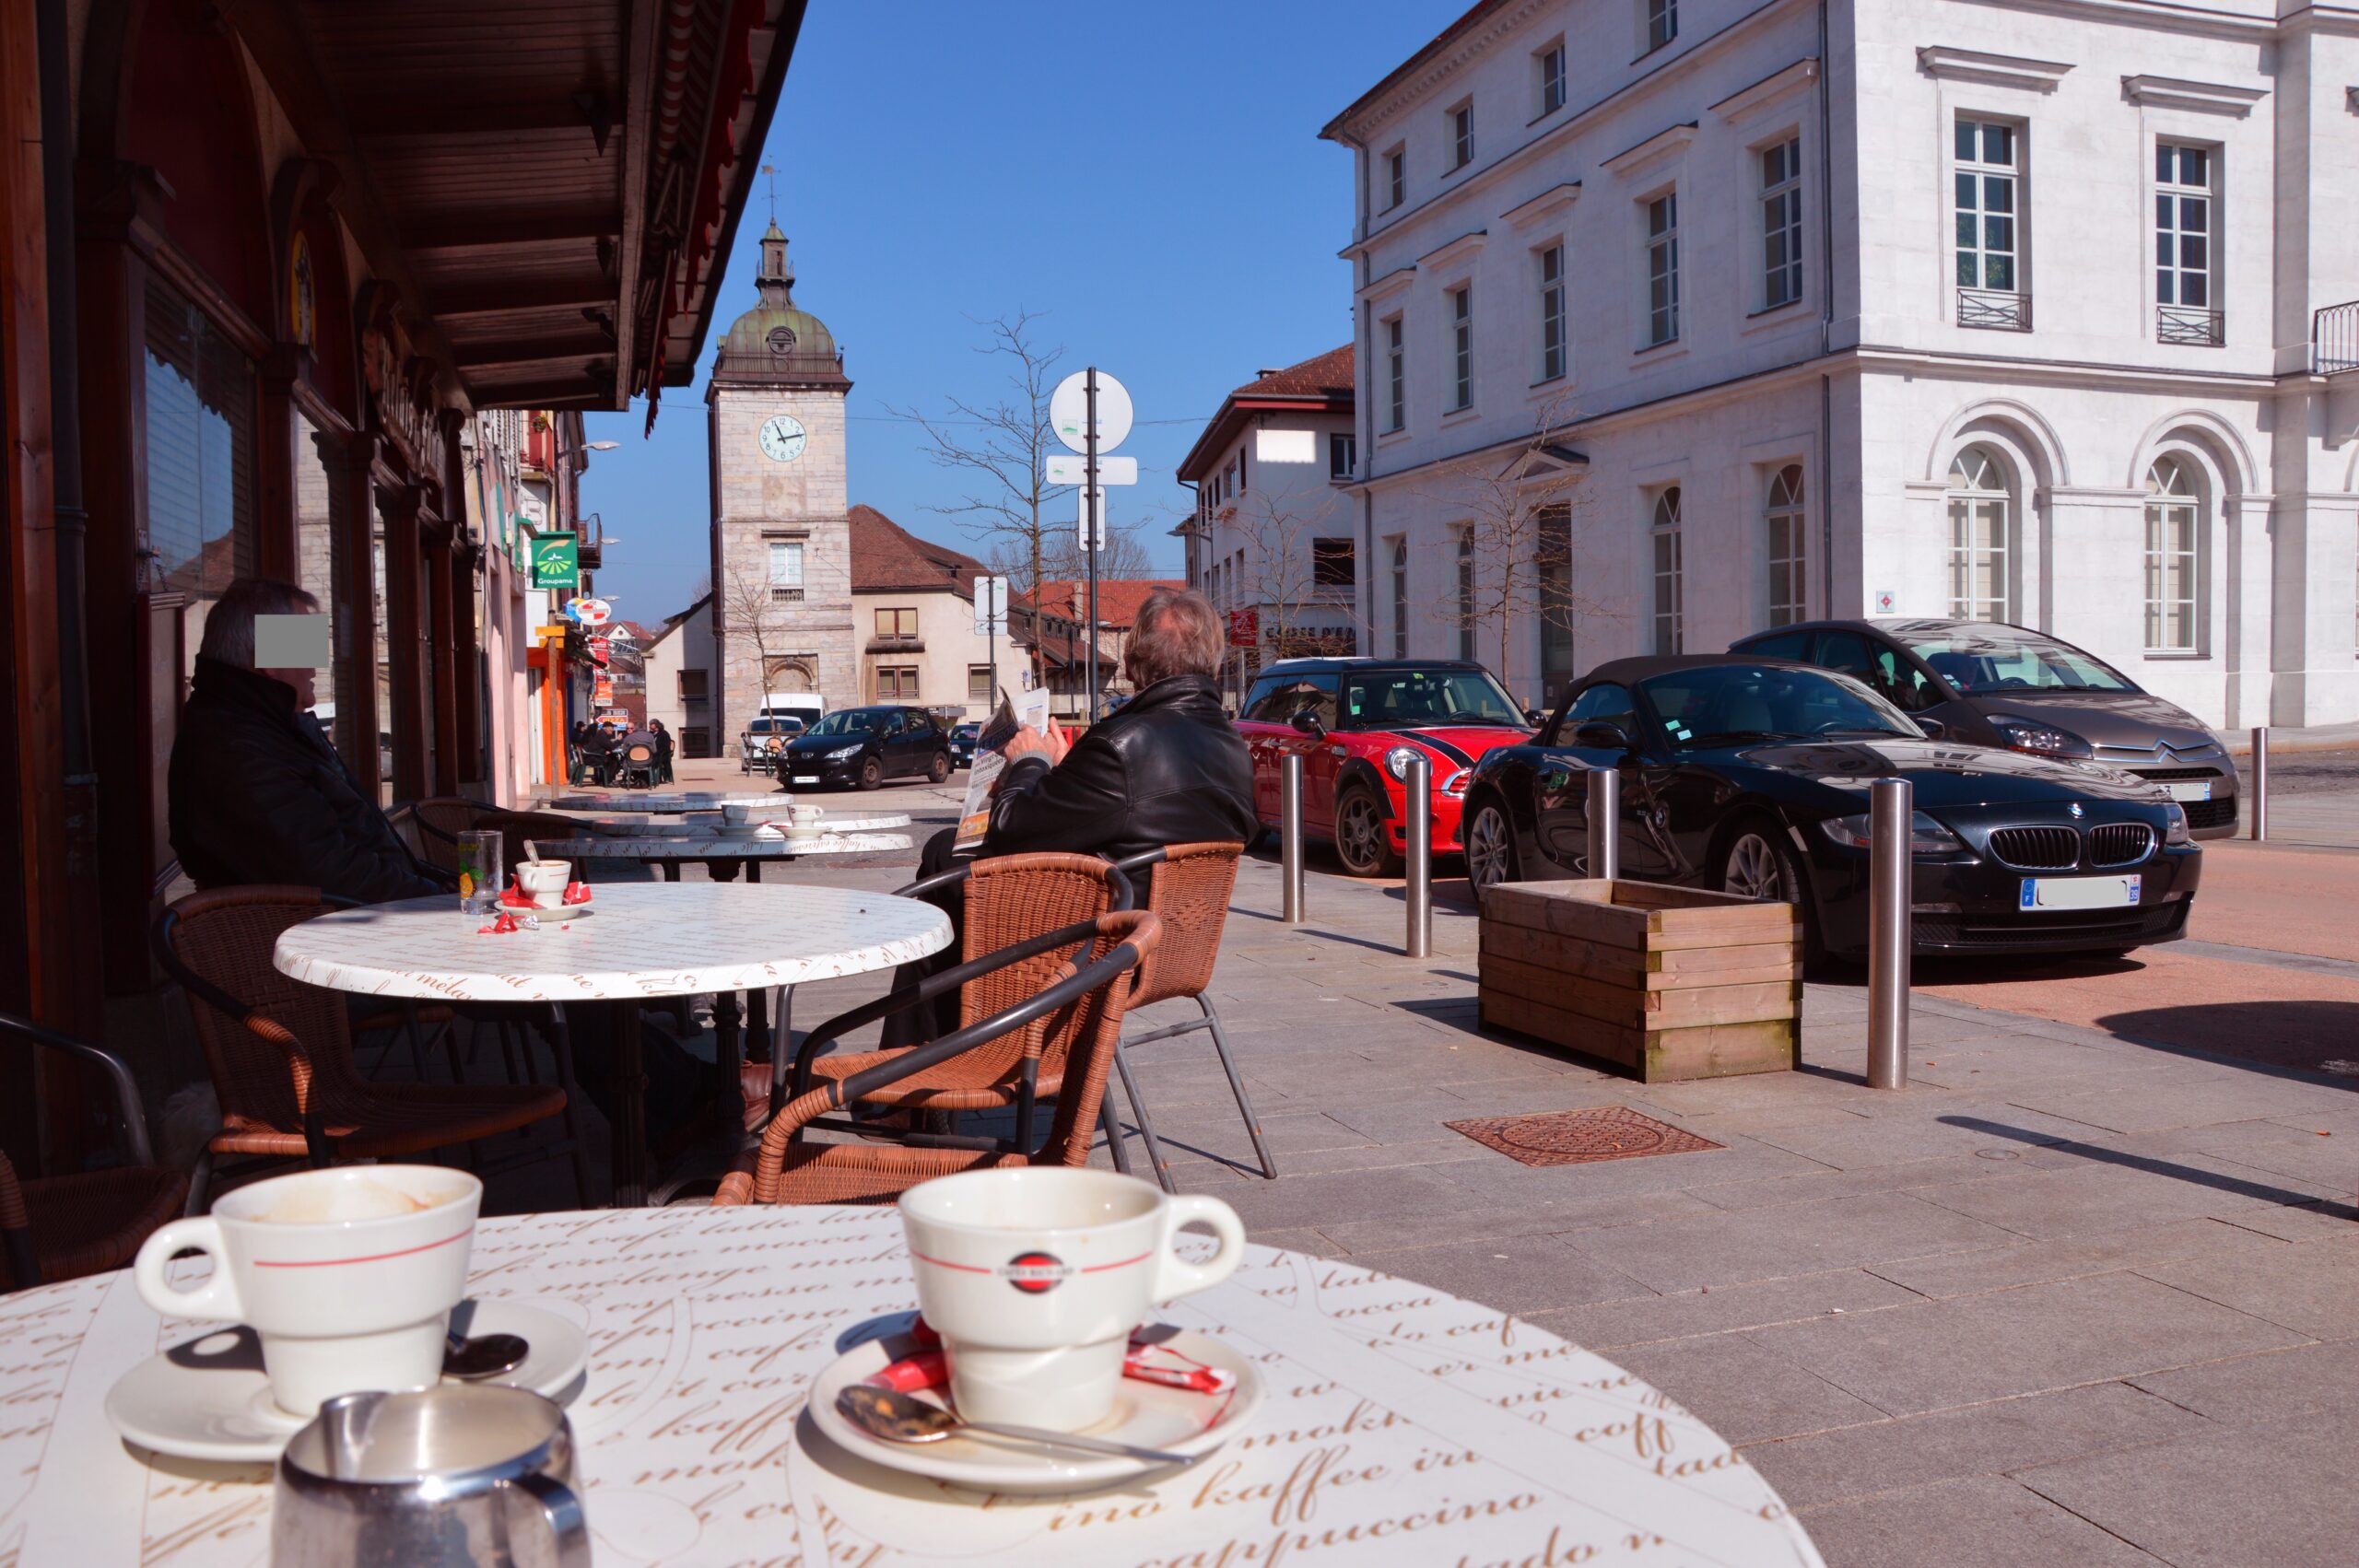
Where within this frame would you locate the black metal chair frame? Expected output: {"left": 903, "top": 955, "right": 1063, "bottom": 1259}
{"left": 1, "top": 1012, "right": 171, "bottom": 1289}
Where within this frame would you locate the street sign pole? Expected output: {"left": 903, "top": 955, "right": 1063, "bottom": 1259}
{"left": 1086, "top": 366, "right": 1100, "bottom": 725}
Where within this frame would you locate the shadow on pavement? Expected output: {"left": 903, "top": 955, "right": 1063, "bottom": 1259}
{"left": 1943, "top": 1114, "right": 2358, "bottom": 1219}
{"left": 2093, "top": 1000, "right": 2359, "bottom": 1080}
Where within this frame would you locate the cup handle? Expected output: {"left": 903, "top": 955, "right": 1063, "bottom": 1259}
{"left": 132, "top": 1217, "right": 241, "bottom": 1323}
{"left": 511, "top": 1472, "right": 593, "bottom": 1568}
{"left": 1149, "top": 1193, "right": 1247, "bottom": 1303}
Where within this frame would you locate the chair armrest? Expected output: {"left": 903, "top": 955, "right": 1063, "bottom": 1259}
{"left": 0, "top": 1012, "right": 158, "bottom": 1167}
{"left": 0, "top": 1151, "right": 36, "bottom": 1289}
{"left": 891, "top": 862, "right": 972, "bottom": 901}
{"left": 149, "top": 909, "right": 332, "bottom": 1166}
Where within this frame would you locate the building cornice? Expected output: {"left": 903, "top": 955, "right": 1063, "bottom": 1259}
{"left": 1977, "top": 0, "right": 2358, "bottom": 43}
{"left": 1320, "top": 0, "right": 1552, "bottom": 147}
{"left": 1710, "top": 57, "right": 1820, "bottom": 122}
{"left": 2120, "top": 74, "right": 2269, "bottom": 116}
{"left": 1358, "top": 264, "right": 1418, "bottom": 304}
{"left": 1602, "top": 122, "right": 1698, "bottom": 179}
{"left": 1916, "top": 45, "right": 2075, "bottom": 94}
{"left": 1502, "top": 181, "right": 1581, "bottom": 229}
{"left": 1416, "top": 228, "right": 1489, "bottom": 272}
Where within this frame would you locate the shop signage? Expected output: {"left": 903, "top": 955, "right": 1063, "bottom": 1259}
{"left": 588, "top": 638, "right": 610, "bottom": 668}
{"left": 531, "top": 534, "right": 579, "bottom": 590}
{"left": 1227, "top": 609, "right": 1259, "bottom": 647}
{"left": 593, "top": 673, "right": 615, "bottom": 706}
{"left": 568, "top": 596, "right": 614, "bottom": 627}
{"left": 358, "top": 286, "right": 439, "bottom": 475}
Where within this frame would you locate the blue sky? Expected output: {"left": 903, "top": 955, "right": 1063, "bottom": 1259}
{"left": 581, "top": 0, "right": 1445, "bottom": 621}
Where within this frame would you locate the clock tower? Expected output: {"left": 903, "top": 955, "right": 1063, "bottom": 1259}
{"left": 705, "top": 221, "right": 854, "bottom": 744}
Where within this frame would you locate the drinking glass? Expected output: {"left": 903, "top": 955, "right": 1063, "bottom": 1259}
{"left": 455, "top": 830, "right": 502, "bottom": 924}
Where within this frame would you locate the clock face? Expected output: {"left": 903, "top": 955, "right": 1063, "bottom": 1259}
{"left": 757, "top": 415, "right": 807, "bottom": 463}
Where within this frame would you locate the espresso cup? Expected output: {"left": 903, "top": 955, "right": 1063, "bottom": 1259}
{"left": 514, "top": 859, "right": 571, "bottom": 909}
{"left": 788, "top": 804, "right": 824, "bottom": 830}
{"left": 133, "top": 1166, "right": 482, "bottom": 1417}
{"left": 898, "top": 1168, "right": 1246, "bottom": 1432}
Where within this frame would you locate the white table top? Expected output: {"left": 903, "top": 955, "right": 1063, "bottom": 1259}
{"left": 582, "top": 811, "right": 911, "bottom": 834}
{"left": 0, "top": 1204, "right": 1824, "bottom": 1566}
{"left": 544, "top": 790, "right": 787, "bottom": 813}
{"left": 535, "top": 831, "right": 912, "bottom": 860}
{"left": 272, "top": 883, "right": 951, "bottom": 1001}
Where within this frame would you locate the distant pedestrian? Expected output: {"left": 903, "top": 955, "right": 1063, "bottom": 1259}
{"left": 649, "top": 719, "right": 675, "bottom": 783}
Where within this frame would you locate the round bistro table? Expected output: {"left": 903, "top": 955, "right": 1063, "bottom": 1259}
{"left": 0, "top": 1204, "right": 1825, "bottom": 1566}
{"left": 543, "top": 789, "right": 788, "bottom": 813}
{"left": 273, "top": 884, "right": 952, "bottom": 1206}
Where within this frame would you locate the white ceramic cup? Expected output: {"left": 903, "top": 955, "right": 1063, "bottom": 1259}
{"left": 789, "top": 803, "right": 824, "bottom": 830}
{"left": 514, "top": 860, "right": 571, "bottom": 909}
{"left": 133, "top": 1166, "right": 482, "bottom": 1417}
{"left": 721, "top": 803, "right": 756, "bottom": 826}
{"left": 898, "top": 1168, "right": 1246, "bottom": 1432}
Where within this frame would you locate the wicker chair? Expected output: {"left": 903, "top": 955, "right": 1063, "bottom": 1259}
{"left": 713, "top": 911, "right": 1159, "bottom": 1205}
{"left": 408, "top": 797, "right": 487, "bottom": 876}
{"left": 0, "top": 1013, "right": 188, "bottom": 1290}
{"left": 1099, "top": 843, "right": 1275, "bottom": 1192}
{"left": 152, "top": 886, "right": 582, "bottom": 1209}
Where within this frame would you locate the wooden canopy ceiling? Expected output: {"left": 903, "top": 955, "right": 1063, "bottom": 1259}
{"left": 225, "top": 0, "right": 805, "bottom": 415}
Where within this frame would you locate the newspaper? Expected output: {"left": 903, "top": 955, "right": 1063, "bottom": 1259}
{"left": 954, "top": 685, "right": 1053, "bottom": 851}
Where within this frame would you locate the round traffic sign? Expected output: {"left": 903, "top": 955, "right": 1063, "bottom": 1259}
{"left": 1050, "top": 370, "right": 1133, "bottom": 455}
{"left": 569, "top": 596, "right": 613, "bottom": 626}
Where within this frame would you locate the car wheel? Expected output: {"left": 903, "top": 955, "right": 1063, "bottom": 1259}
{"left": 1719, "top": 816, "right": 1825, "bottom": 967}
{"left": 1464, "top": 800, "right": 1520, "bottom": 893}
{"left": 858, "top": 755, "right": 884, "bottom": 791}
{"left": 927, "top": 750, "right": 951, "bottom": 784}
{"left": 1332, "top": 786, "right": 1401, "bottom": 878}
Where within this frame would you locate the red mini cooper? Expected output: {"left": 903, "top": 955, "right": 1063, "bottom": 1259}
{"left": 1236, "top": 659, "right": 1536, "bottom": 876}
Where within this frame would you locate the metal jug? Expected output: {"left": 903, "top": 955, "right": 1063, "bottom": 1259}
{"left": 272, "top": 1386, "right": 590, "bottom": 1567}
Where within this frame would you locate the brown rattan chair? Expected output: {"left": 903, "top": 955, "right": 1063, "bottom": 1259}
{"left": 1099, "top": 843, "right": 1275, "bottom": 1192}
{"left": 408, "top": 797, "right": 487, "bottom": 875}
{"left": 0, "top": 1013, "right": 189, "bottom": 1290}
{"left": 152, "top": 886, "right": 583, "bottom": 1209}
{"left": 713, "top": 911, "right": 1159, "bottom": 1205}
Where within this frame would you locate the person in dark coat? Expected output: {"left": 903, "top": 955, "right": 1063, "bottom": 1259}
{"left": 649, "top": 719, "right": 675, "bottom": 783}
{"left": 169, "top": 579, "right": 440, "bottom": 903}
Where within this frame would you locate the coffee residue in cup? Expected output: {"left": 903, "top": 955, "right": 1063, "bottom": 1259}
{"left": 256, "top": 1176, "right": 462, "bottom": 1224}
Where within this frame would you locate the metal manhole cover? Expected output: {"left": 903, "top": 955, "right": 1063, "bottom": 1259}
{"left": 1443, "top": 1106, "right": 1723, "bottom": 1168}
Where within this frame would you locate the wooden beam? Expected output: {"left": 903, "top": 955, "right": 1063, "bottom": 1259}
{"left": 346, "top": 100, "right": 601, "bottom": 139}
{"left": 608, "top": 0, "right": 662, "bottom": 409}
{"left": 401, "top": 211, "right": 621, "bottom": 252}
{"left": 428, "top": 278, "right": 616, "bottom": 318}
{"left": 452, "top": 333, "right": 613, "bottom": 371}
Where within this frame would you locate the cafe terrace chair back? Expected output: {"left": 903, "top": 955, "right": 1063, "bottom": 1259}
{"left": 713, "top": 910, "right": 1159, "bottom": 1206}
{"left": 408, "top": 797, "right": 486, "bottom": 875}
{"left": 1098, "top": 843, "right": 1276, "bottom": 1192}
{"left": 0, "top": 1012, "right": 188, "bottom": 1290}
{"left": 152, "top": 886, "right": 578, "bottom": 1210}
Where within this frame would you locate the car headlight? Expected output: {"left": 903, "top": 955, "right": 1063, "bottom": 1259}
{"left": 2164, "top": 803, "right": 2192, "bottom": 846}
{"left": 1820, "top": 810, "right": 1966, "bottom": 854}
{"left": 1989, "top": 715, "right": 2093, "bottom": 760}
{"left": 826, "top": 744, "right": 863, "bottom": 760}
{"left": 1383, "top": 745, "right": 1423, "bottom": 781}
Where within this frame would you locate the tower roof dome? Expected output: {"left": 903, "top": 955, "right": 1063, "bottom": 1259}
{"left": 711, "top": 222, "right": 848, "bottom": 385}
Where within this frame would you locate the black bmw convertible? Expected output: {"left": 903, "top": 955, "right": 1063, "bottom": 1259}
{"left": 1460, "top": 656, "right": 2201, "bottom": 963}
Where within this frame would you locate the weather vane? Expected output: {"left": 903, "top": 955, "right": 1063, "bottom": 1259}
{"left": 761, "top": 162, "right": 777, "bottom": 220}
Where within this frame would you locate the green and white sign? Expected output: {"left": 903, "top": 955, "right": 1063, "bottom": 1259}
{"left": 531, "top": 533, "right": 579, "bottom": 590}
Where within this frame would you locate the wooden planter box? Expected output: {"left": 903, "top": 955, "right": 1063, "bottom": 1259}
{"left": 1478, "top": 880, "right": 1802, "bottom": 1082}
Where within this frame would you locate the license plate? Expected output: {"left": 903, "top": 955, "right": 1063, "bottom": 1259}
{"left": 791, "top": 775, "right": 819, "bottom": 785}
{"left": 2020, "top": 875, "right": 2141, "bottom": 911}
{"left": 2165, "top": 780, "right": 2212, "bottom": 802}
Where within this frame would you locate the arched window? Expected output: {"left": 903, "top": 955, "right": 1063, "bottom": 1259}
{"left": 2143, "top": 457, "right": 2201, "bottom": 651}
{"left": 1391, "top": 538, "right": 1409, "bottom": 657}
{"left": 1651, "top": 486, "right": 1684, "bottom": 654}
{"left": 1766, "top": 464, "right": 1806, "bottom": 627}
{"left": 1944, "top": 446, "right": 2012, "bottom": 621}
{"left": 1456, "top": 531, "right": 1476, "bottom": 661}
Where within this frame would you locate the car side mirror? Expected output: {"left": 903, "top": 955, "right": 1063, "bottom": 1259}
{"left": 1914, "top": 716, "right": 1947, "bottom": 740}
{"left": 1289, "top": 710, "right": 1325, "bottom": 738}
{"left": 1573, "top": 721, "right": 1633, "bottom": 751}
{"left": 1524, "top": 708, "right": 1546, "bottom": 727}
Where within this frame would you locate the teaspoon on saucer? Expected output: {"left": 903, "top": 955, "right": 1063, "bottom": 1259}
{"left": 834, "top": 1385, "right": 1191, "bottom": 1465}
{"left": 442, "top": 1329, "right": 529, "bottom": 1380}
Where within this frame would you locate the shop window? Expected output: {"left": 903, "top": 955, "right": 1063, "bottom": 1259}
{"left": 145, "top": 272, "right": 256, "bottom": 680}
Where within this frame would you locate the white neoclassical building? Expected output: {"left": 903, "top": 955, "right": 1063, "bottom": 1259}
{"left": 1321, "top": 0, "right": 2359, "bottom": 727}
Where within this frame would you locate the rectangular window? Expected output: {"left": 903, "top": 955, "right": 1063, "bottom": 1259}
{"left": 1449, "top": 285, "right": 1473, "bottom": 411}
{"left": 876, "top": 665, "right": 919, "bottom": 700}
{"left": 1390, "top": 538, "right": 1409, "bottom": 657}
{"left": 1537, "top": 42, "right": 1566, "bottom": 115}
{"left": 1646, "top": 193, "right": 1680, "bottom": 346}
{"left": 1312, "top": 537, "right": 1356, "bottom": 589}
{"left": 1385, "top": 317, "right": 1405, "bottom": 432}
{"left": 1652, "top": 528, "right": 1684, "bottom": 655}
{"left": 145, "top": 274, "right": 259, "bottom": 688}
{"left": 1450, "top": 101, "right": 1473, "bottom": 170}
{"left": 1456, "top": 532, "right": 1477, "bottom": 661}
{"left": 1328, "top": 432, "right": 1356, "bottom": 478}
{"left": 2155, "top": 143, "right": 2219, "bottom": 345}
{"left": 1538, "top": 244, "right": 1567, "bottom": 381}
{"left": 1761, "top": 137, "right": 1803, "bottom": 310}
{"left": 768, "top": 540, "right": 804, "bottom": 600}
{"left": 2144, "top": 477, "right": 2200, "bottom": 651}
{"left": 1537, "top": 504, "right": 1575, "bottom": 696}
{"left": 1646, "top": 0, "right": 1678, "bottom": 52}
{"left": 968, "top": 664, "right": 993, "bottom": 699}
{"left": 1766, "top": 465, "right": 1807, "bottom": 628}
{"left": 1384, "top": 146, "right": 1406, "bottom": 211}
{"left": 678, "top": 669, "right": 709, "bottom": 700}
{"left": 874, "top": 607, "right": 918, "bottom": 639}
{"left": 1954, "top": 118, "right": 2026, "bottom": 328}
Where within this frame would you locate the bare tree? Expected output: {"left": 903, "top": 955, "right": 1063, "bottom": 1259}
{"left": 990, "top": 522, "right": 1156, "bottom": 595}
{"left": 722, "top": 563, "right": 791, "bottom": 726}
{"left": 1209, "top": 483, "right": 1370, "bottom": 661}
{"left": 889, "top": 311, "right": 1068, "bottom": 688}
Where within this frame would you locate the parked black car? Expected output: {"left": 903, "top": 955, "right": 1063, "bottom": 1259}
{"left": 1731, "top": 619, "right": 2239, "bottom": 837}
{"left": 777, "top": 705, "right": 953, "bottom": 790}
{"left": 947, "top": 721, "right": 981, "bottom": 767}
{"left": 1460, "top": 656, "right": 2201, "bottom": 963}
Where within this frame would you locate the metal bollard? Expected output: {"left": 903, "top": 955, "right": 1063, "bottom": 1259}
{"left": 1585, "top": 766, "right": 1620, "bottom": 882}
{"left": 1867, "top": 776, "right": 1911, "bottom": 1090}
{"left": 2249, "top": 726, "right": 2268, "bottom": 842}
{"left": 1280, "top": 752, "right": 1306, "bottom": 924}
{"left": 1403, "top": 754, "right": 1432, "bottom": 957}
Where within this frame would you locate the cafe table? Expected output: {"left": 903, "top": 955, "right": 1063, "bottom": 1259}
{"left": 0, "top": 1203, "right": 1825, "bottom": 1566}
{"left": 272, "top": 883, "right": 952, "bottom": 1206}
{"left": 544, "top": 789, "right": 789, "bottom": 813}
{"left": 539, "top": 815, "right": 914, "bottom": 883}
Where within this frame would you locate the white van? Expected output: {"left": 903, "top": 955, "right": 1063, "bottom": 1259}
{"left": 758, "top": 693, "right": 825, "bottom": 726}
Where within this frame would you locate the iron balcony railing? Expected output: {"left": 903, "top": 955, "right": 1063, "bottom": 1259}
{"left": 1956, "top": 287, "right": 2032, "bottom": 332}
{"left": 2315, "top": 300, "right": 2359, "bottom": 374}
{"left": 2156, "top": 304, "right": 2224, "bottom": 346}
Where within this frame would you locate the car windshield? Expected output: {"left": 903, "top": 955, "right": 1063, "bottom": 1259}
{"left": 1637, "top": 665, "right": 1919, "bottom": 747}
{"left": 953, "top": 724, "right": 979, "bottom": 739}
{"left": 1339, "top": 669, "right": 1524, "bottom": 731}
{"left": 804, "top": 709, "right": 882, "bottom": 737}
{"left": 1899, "top": 626, "right": 2135, "bottom": 695}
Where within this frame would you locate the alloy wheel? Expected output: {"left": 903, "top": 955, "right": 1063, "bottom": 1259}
{"left": 1724, "top": 832, "right": 1790, "bottom": 902}
{"left": 1336, "top": 793, "right": 1388, "bottom": 876}
{"left": 1466, "top": 805, "right": 1514, "bottom": 891}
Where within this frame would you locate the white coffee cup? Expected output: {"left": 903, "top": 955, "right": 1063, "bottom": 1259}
{"left": 133, "top": 1166, "right": 482, "bottom": 1416}
{"left": 898, "top": 1168, "right": 1246, "bottom": 1432}
{"left": 786, "top": 804, "right": 825, "bottom": 837}
{"left": 515, "top": 860, "right": 571, "bottom": 908}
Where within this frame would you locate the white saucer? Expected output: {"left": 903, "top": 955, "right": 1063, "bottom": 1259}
{"left": 804, "top": 1323, "right": 1262, "bottom": 1494}
{"left": 104, "top": 1298, "right": 588, "bottom": 1464}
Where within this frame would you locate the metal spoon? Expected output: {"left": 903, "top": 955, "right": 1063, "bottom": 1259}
{"left": 442, "top": 1328, "right": 530, "bottom": 1381}
{"left": 835, "top": 1385, "right": 1191, "bottom": 1465}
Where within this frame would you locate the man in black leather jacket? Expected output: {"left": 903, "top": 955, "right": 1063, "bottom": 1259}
{"left": 170, "top": 579, "right": 441, "bottom": 903}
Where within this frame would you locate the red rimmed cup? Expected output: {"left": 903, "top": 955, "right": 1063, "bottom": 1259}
{"left": 898, "top": 1168, "right": 1244, "bottom": 1432}
{"left": 132, "top": 1166, "right": 483, "bottom": 1416}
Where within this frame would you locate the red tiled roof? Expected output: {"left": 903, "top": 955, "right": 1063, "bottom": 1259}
{"left": 849, "top": 503, "right": 987, "bottom": 595}
{"left": 1177, "top": 345, "right": 1354, "bottom": 481}
{"left": 1018, "top": 579, "right": 1187, "bottom": 630}
{"left": 1226, "top": 345, "right": 1354, "bottom": 403}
